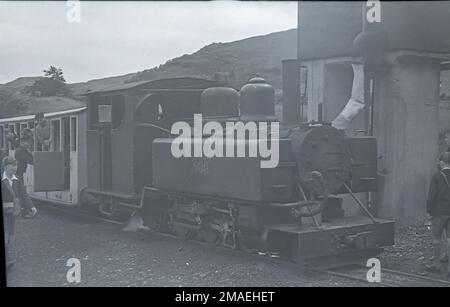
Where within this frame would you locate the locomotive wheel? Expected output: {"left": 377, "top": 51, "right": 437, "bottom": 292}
{"left": 143, "top": 209, "right": 163, "bottom": 232}
{"left": 171, "top": 223, "right": 196, "bottom": 239}
{"left": 168, "top": 213, "right": 197, "bottom": 239}
{"left": 141, "top": 193, "right": 169, "bottom": 232}
{"left": 198, "top": 228, "right": 221, "bottom": 245}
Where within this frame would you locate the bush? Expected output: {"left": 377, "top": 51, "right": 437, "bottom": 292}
{"left": 28, "top": 77, "right": 70, "bottom": 97}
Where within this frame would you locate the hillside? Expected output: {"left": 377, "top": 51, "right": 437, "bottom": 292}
{"left": 0, "top": 29, "right": 296, "bottom": 118}
{"left": 69, "top": 28, "right": 297, "bottom": 95}
{"left": 127, "top": 29, "right": 297, "bottom": 89}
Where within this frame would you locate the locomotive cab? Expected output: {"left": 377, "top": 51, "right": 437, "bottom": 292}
{"left": 81, "top": 78, "right": 221, "bottom": 216}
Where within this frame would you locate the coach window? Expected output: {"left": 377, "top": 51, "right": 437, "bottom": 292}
{"left": 0, "top": 125, "right": 4, "bottom": 149}
{"left": 71, "top": 117, "right": 77, "bottom": 152}
{"left": 15, "top": 123, "right": 21, "bottom": 144}
{"left": 21, "top": 123, "right": 28, "bottom": 141}
{"left": 8, "top": 124, "right": 15, "bottom": 149}
{"left": 62, "top": 117, "right": 71, "bottom": 190}
{"left": 28, "top": 122, "right": 35, "bottom": 151}
{"left": 62, "top": 117, "right": 70, "bottom": 152}
{"left": 35, "top": 124, "right": 43, "bottom": 152}
{"left": 51, "top": 119, "right": 61, "bottom": 152}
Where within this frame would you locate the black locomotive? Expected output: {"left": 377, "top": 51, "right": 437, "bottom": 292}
{"left": 142, "top": 76, "right": 394, "bottom": 263}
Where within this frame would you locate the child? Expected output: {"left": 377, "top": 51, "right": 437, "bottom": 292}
{"left": 426, "top": 152, "right": 450, "bottom": 278}
{"left": 1, "top": 156, "right": 37, "bottom": 270}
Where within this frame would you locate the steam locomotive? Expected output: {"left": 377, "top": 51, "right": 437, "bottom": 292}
{"left": 0, "top": 71, "right": 394, "bottom": 264}
{"left": 144, "top": 76, "right": 394, "bottom": 263}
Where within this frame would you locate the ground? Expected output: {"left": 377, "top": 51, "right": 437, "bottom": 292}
{"left": 381, "top": 222, "right": 449, "bottom": 277}
{"left": 5, "top": 206, "right": 447, "bottom": 287}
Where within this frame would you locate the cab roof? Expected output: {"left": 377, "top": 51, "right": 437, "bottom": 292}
{"left": 84, "top": 77, "right": 220, "bottom": 95}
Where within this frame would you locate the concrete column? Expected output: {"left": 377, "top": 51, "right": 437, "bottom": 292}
{"left": 375, "top": 52, "right": 442, "bottom": 225}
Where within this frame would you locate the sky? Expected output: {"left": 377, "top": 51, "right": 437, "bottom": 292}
{"left": 0, "top": 1, "right": 297, "bottom": 84}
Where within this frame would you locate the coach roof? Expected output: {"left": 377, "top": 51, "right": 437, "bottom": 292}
{"left": 0, "top": 107, "right": 86, "bottom": 124}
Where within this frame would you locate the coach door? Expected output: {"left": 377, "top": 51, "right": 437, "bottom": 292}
{"left": 34, "top": 119, "right": 65, "bottom": 192}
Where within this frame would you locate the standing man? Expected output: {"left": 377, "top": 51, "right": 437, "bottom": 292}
{"left": 35, "top": 113, "right": 51, "bottom": 151}
{"left": 15, "top": 136, "right": 33, "bottom": 182}
{"left": 5, "top": 128, "right": 19, "bottom": 150}
{"left": 426, "top": 152, "right": 450, "bottom": 278}
{"left": 442, "top": 131, "right": 450, "bottom": 263}
{"left": 1, "top": 156, "right": 37, "bottom": 270}
{"left": 14, "top": 135, "right": 35, "bottom": 218}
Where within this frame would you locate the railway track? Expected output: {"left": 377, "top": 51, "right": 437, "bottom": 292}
{"left": 37, "top": 201, "right": 450, "bottom": 287}
{"left": 320, "top": 263, "right": 450, "bottom": 287}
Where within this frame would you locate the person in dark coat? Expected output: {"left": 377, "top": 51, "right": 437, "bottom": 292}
{"left": 440, "top": 130, "right": 450, "bottom": 158}
{"left": 14, "top": 137, "right": 33, "bottom": 182}
{"left": 14, "top": 137, "right": 35, "bottom": 218}
{"left": 426, "top": 152, "right": 450, "bottom": 278}
{"left": 2, "top": 156, "right": 37, "bottom": 270}
{"left": 434, "top": 130, "right": 450, "bottom": 263}
{"left": 6, "top": 128, "right": 19, "bottom": 150}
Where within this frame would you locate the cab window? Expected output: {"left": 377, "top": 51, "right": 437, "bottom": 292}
{"left": 71, "top": 117, "right": 77, "bottom": 152}
{"left": 51, "top": 119, "right": 61, "bottom": 152}
{"left": 89, "top": 95, "right": 125, "bottom": 129}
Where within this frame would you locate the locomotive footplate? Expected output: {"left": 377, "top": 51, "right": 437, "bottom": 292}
{"left": 265, "top": 216, "right": 394, "bottom": 264}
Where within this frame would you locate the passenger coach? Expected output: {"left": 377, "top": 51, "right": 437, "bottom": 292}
{"left": 0, "top": 107, "right": 87, "bottom": 205}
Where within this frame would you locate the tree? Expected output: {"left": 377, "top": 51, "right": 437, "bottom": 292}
{"left": 28, "top": 78, "right": 69, "bottom": 96}
{"left": 43, "top": 66, "right": 66, "bottom": 82}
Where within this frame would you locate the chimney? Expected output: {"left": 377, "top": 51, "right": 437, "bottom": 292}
{"left": 281, "top": 59, "right": 301, "bottom": 126}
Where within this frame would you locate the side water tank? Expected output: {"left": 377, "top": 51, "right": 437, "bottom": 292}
{"left": 240, "top": 76, "right": 275, "bottom": 117}
{"left": 201, "top": 87, "right": 240, "bottom": 117}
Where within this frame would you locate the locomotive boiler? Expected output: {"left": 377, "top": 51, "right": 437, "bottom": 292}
{"left": 144, "top": 75, "right": 394, "bottom": 263}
